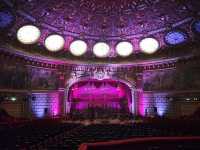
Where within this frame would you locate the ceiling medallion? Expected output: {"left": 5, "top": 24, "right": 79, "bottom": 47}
{"left": 164, "top": 30, "right": 188, "bottom": 45}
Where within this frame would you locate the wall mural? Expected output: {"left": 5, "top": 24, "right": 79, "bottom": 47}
{"left": 143, "top": 65, "right": 200, "bottom": 91}
{"left": 140, "top": 64, "right": 200, "bottom": 117}
{"left": 0, "top": 62, "right": 28, "bottom": 89}
{"left": 0, "top": 61, "right": 60, "bottom": 90}
{"left": 29, "top": 67, "right": 59, "bottom": 90}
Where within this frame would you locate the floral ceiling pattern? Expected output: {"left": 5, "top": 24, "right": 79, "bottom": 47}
{"left": 4, "top": 0, "right": 200, "bottom": 39}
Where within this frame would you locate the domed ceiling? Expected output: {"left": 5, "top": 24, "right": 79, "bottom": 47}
{"left": 1, "top": 0, "right": 200, "bottom": 64}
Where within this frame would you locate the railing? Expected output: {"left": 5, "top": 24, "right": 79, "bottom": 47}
{"left": 79, "top": 137, "right": 200, "bottom": 150}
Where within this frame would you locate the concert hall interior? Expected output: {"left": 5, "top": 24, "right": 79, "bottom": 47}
{"left": 1, "top": 0, "right": 200, "bottom": 149}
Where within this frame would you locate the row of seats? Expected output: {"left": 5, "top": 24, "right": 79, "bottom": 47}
{"left": 79, "top": 137, "right": 200, "bottom": 150}
{"left": 0, "top": 120, "right": 81, "bottom": 150}
{"left": 1, "top": 119, "right": 200, "bottom": 150}
{"left": 32, "top": 122, "right": 200, "bottom": 150}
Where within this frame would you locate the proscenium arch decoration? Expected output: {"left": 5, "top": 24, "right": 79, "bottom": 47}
{"left": 63, "top": 76, "right": 136, "bottom": 115}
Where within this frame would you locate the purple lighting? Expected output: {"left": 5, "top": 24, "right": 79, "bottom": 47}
{"left": 68, "top": 79, "right": 132, "bottom": 112}
{"left": 71, "top": 82, "right": 125, "bottom": 100}
{"left": 31, "top": 92, "right": 60, "bottom": 118}
{"left": 154, "top": 93, "right": 169, "bottom": 116}
{"left": 50, "top": 92, "right": 60, "bottom": 116}
{"left": 139, "top": 93, "right": 169, "bottom": 117}
{"left": 138, "top": 91, "right": 146, "bottom": 116}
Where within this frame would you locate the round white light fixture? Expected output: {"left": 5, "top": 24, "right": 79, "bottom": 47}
{"left": 70, "top": 40, "right": 87, "bottom": 56}
{"left": 116, "top": 41, "right": 133, "bottom": 57}
{"left": 45, "top": 34, "right": 65, "bottom": 52}
{"left": 17, "top": 25, "right": 41, "bottom": 44}
{"left": 139, "top": 37, "right": 159, "bottom": 54}
{"left": 93, "top": 42, "right": 110, "bottom": 58}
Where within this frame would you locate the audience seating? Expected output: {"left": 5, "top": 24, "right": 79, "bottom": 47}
{"left": 33, "top": 122, "right": 200, "bottom": 150}
{"left": 1, "top": 119, "right": 200, "bottom": 150}
{"left": 0, "top": 119, "right": 81, "bottom": 150}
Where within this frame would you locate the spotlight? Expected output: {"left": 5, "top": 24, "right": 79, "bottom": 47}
{"left": 139, "top": 37, "right": 159, "bottom": 54}
{"left": 116, "top": 41, "right": 133, "bottom": 57}
{"left": 17, "top": 25, "right": 41, "bottom": 44}
{"left": 70, "top": 40, "right": 87, "bottom": 56}
{"left": 45, "top": 34, "right": 65, "bottom": 52}
{"left": 93, "top": 42, "right": 110, "bottom": 58}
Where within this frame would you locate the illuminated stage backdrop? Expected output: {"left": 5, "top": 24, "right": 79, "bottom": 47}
{"left": 68, "top": 79, "right": 132, "bottom": 112}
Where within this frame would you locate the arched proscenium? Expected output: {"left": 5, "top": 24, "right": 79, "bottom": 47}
{"left": 63, "top": 76, "right": 136, "bottom": 115}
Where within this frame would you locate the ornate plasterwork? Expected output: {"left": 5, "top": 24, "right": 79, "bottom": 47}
{"left": 5, "top": 0, "right": 199, "bottom": 39}
{"left": 66, "top": 65, "right": 136, "bottom": 88}
{"left": 79, "top": 0, "right": 160, "bottom": 16}
{"left": 1, "top": 0, "right": 199, "bottom": 62}
{"left": 63, "top": 66, "right": 137, "bottom": 114}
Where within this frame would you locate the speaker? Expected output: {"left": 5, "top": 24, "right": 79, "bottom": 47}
{"left": 32, "top": 96, "right": 36, "bottom": 101}
{"left": 44, "top": 108, "right": 48, "bottom": 114}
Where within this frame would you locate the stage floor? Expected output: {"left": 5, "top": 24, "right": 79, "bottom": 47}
{"left": 62, "top": 118, "right": 144, "bottom": 125}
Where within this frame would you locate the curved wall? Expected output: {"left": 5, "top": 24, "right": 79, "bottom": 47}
{"left": 0, "top": 54, "right": 200, "bottom": 118}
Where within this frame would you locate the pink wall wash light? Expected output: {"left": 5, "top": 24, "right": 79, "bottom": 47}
{"left": 68, "top": 79, "right": 132, "bottom": 112}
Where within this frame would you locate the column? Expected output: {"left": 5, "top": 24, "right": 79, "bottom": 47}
{"left": 64, "top": 85, "right": 71, "bottom": 114}
{"left": 130, "top": 86, "right": 135, "bottom": 114}
{"left": 135, "top": 73, "right": 144, "bottom": 116}
{"left": 58, "top": 72, "right": 65, "bottom": 116}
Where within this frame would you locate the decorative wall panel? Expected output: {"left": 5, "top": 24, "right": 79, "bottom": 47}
{"left": 143, "top": 66, "right": 200, "bottom": 91}
{"left": 0, "top": 62, "right": 28, "bottom": 89}
{"left": 29, "top": 67, "right": 59, "bottom": 90}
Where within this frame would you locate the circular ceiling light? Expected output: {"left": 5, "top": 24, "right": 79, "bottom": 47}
{"left": 192, "top": 20, "right": 200, "bottom": 34}
{"left": 45, "top": 34, "right": 65, "bottom": 52}
{"left": 116, "top": 41, "right": 133, "bottom": 57}
{"left": 139, "top": 37, "right": 159, "bottom": 54}
{"left": 17, "top": 25, "right": 41, "bottom": 44}
{"left": 70, "top": 40, "right": 87, "bottom": 56}
{"left": 0, "top": 10, "right": 15, "bottom": 29}
{"left": 93, "top": 42, "right": 110, "bottom": 58}
{"left": 164, "top": 31, "right": 188, "bottom": 45}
